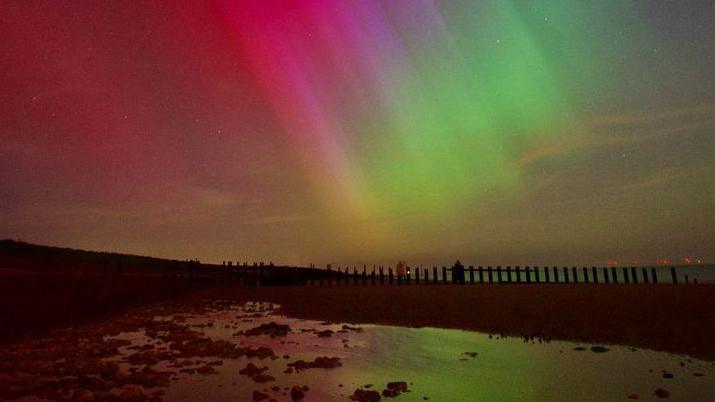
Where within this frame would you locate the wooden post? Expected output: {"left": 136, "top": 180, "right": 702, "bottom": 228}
{"left": 582, "top": 267, "right": 589, "bottom": 283}
{"left": 642, "top": 267, "right": 649, "bottom": 284}
{"left": 671, "top": 266, "right": 677, "bottom": 284}
{"left": 353, "top": 268, "right": 358, "bottom": 285}
{"left": 631, "top": 267, "right": 638, "bottom": 284}
{"left": 487, "top": 266, "right": 493, "bottom": 283}
{"left": 433, "top": 266, "right": 438, "bottom": 284}
{"left": 685, "top": 274, "right": 689, "bottom": 284}
{"left": 571, "top": 267, "right": 578, "bottom": 283}
{"left": 591, "top": 267, "right": 598, "bottom": 284}
{"left": 651, "top": 267, "right": 658, "bottom": 284}
{"left": 563, "top": 267, "right": 570, "bottom": 283}
{"left": 469, "top": 266, "right": 475, "bottom": 284}
{"left": 371, "top": 268, "right": 376, "bottom": 285}
{"left": 397, "top": 269, "right": 402, "bottom": 285}
{"left": 406, "top": 267, "right": 411, "bottom": 285}
{"left": 388, "top": 268, "right": 394, "bottom": 284}
{"left": 380, "top": 267, "right": 385, "bottom": 285}
{"left": 553, "top": 266, "right": 559, "bottom": 283}
{"left": 442, "top": 266, "right": 447, "bottom": 284}
{"left": 424, "top": 268, "right": 429, "bottom": 284}
{"left": 479, "top": 266, "right": 484, "bottom": 284}
{"left": 603, "top": 267, "right": 610, "bottom": 284}
{"left": 415, "top": 267, "right": 420, "bottom": 284}
{"left": 516, "top": 266, "right": 522, "bottom": 283}
{"left": 362, "top": 267, "right": 367, "bottom": 285}
{"left": 507, "top": 266, "right": 513, "bottom": 283}
{"left": 544, "top": 266, "right": 550, "bottom": 283}
{"left": 611, "top": 267, "right": 618, "bottom": 283}
{"left": 497, "top": 266, "right": 503, "bottom": 283}
{"left": 534, "top": 266, "right": 540, "bottom": 283}
{"left": 525, "top": 266, "right": 531, "bottom": 283}
{"left": 623, "top": 267, "right": 630, "bottom": 284}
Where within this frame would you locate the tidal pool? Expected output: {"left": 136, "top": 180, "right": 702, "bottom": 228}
{"left": 104, "top": 300, "right": 714, "bottom": 402}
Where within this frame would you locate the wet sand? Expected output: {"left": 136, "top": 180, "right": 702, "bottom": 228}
{"left": 0, "top": 273, "right": 204, "bottom": 343}
{"left": 2, "top": 298, "right": 712, "bottom": 402}
{"left": 207, "top": 284, "right": 715, "bottom": 361}
{"left": 2, "top": 270, "right": 713, "bottom": 361}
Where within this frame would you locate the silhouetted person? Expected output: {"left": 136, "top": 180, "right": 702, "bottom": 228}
{"left": 453, "top": 260, "right": 465, "bottom": 284}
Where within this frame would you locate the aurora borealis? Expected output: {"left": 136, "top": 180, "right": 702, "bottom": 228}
{"left": 2, "top": 1, "right": 714, "bottom": 266}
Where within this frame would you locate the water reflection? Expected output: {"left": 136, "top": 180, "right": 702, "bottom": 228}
{"left": 103, "top": 301, "right": 714, "bottom": 402}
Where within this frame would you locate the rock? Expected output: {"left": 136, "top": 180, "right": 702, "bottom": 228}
{"left": 627, "top": 394, "right": 639, "bottom": 399}
{"left": 241, "top": 323, "right": 291, "bottom": 338}
{"left": 243, "top": 346, "right": 275, "bottom": 359}
{"left": 662, "top": 372, "right": 673, "bottom": 379}
{"left": 382, "top": 382, "right": 408, "bottom": 398}
{"left": 316, "top": 330, "right": 334, "bottom": 338}
{"left": 654, "top": 388, "right": 670, "bottom": 398}
{"left": 290, "top": 386, "right": 305, "bottom": 400}
{"left": 253, "top": 390, "right": 270, "bottom": 401}
{"left": 240, "top": 363, "right": 268, "bottom": 377}
{"left": 350, "top": 389, "right": 381, "bottom": 402}
{"left": 386, "top": 382, "right": 408, "bottom": 393}
{"left": 253, "top": 374, "right": 275, "bottom": 383}
{"left": 72, "top": 389, "right": 95, "bottom": 402}
{"left": 287, "top": 356, "right": 342, "bottom": 371}
{"left": 239, "top": 363, "right": 274, "bottom": 382}
{"left": 590, "top": 346, "right": 609, "bottom": 353}
{"left": 463, "top": 352, "right": 478, "bottom": 358}
{"left": 196, "top": 364, "right": 218, "bottom": 375}
{"left": 122, "top": 367, "right": 171, "bottom": 387}
{"left": 115, "top": 386, "right": 147, "bottom": 402}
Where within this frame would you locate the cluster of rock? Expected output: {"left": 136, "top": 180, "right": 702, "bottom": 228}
{"left": 239, "top": 363, "right": 275, "bottom": 383}
{"left": 285, "top": 356, "right": 342, "bottom": 374}
{"left": 351, "top": 381, "right": 411, "bottom": 401}
{"left": 252, "top": 385, "right": 309, "bottom": 401}
{"left": 0, "top": 299, "right": 278, "bottom": 401}
{"left": 239, "top": 322, "right": 292, "bottom": 338}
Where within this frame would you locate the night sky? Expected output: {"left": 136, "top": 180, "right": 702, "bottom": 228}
{"left": 2, "top": 1, "right": 714, "bottom": 266}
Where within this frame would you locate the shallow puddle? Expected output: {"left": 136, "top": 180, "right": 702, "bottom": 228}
{"left": 8, "top": 300, "right": 715, "bottom": 401}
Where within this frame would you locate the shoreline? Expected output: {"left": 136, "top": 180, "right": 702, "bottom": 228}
{"left": 2, "top": 270, "right": 713, "bottom": 361}
{"left": 205, "top": 284, "right": 715, "bottom": 361}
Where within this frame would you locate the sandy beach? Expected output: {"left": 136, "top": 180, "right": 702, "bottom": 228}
{"left": 3, "top": 265, "right": 713, "bottom": 361}
{"left": 208, "top": 283, "right": 715, "bottom": 361}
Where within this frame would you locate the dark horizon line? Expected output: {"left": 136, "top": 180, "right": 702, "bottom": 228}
{"left": 1, "top": 239, "right": 711, "bottom": 271}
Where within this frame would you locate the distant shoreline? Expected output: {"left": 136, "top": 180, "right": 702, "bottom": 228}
{"left": 2, "top": 239, "right": 714, "bottom": 361}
